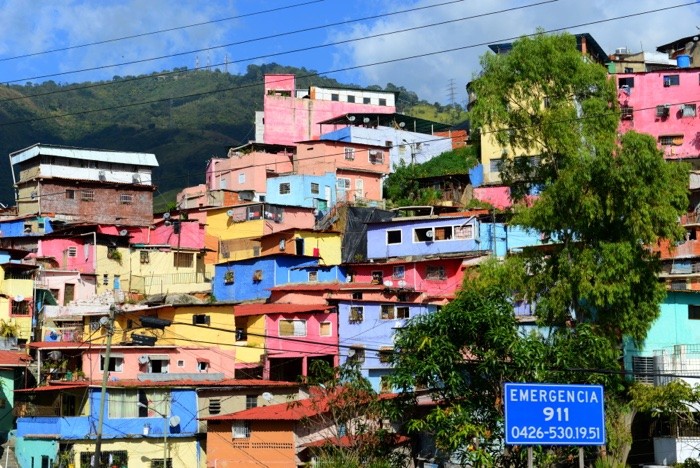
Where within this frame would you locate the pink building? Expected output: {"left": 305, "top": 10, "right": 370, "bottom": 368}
{"left": 206, "top": 143, "right": 295, "bottom": 195}
{"left": 261, "top": 74, "right": 397, "bottom": 146}
{"left": 234, "top": 303, "right": 338, "bottom": 381}
{"left": 295, "top": 140, "right": 390, "bottom": 202}
{"left": 616, "top": 68, "right": 700, "bottom": 160}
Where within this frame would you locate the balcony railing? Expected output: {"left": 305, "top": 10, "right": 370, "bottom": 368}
{"left": 130, "top": 272, "right": 211, "bottom": 293}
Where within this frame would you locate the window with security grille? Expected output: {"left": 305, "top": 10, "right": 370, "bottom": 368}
{"left": 381, "top": 305, "right": 395, "bottom": 320}
{"left": 349, "top": 307, "right": 364, "bottom": 323}
{"left": 11, "top": 300, "right": 30, "bottom": 316}
{"left": 397, "top": 306, "right": 410, "bottom": 319}
{"left": 233, "top": 421, "right": 250, "bottom": 438}
{"left": 632, "top": 356, "right": 654, "bottom": 384}
{"left": 173, "top": 252, "right": 193, "bottom": 268}
{"left": 426, "top": 266, "right": 446, "bottom": 280}
{"left": 682, "top": 104, "right": 697, "bottom": 117}
{"left": 81, "top": 190, "right": 94, "bottom": 201}
{"left": 279, "top": 183, "right": 290, "bottom": 194}
{"left": 246, "top": 395, "right": 258, "bottom": 409}
{"left": 119, "top": 193, "right": 133, "bottom": 204}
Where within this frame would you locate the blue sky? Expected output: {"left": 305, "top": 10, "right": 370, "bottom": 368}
{"left": 0, "top": 0, "right": 698, "bottom": 104}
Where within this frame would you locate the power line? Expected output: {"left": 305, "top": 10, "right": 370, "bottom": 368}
{"left": 0, "top": 1, "right": 691, "bottom": 131}
{"left": 0, "top": 0, "right": 327, "bottom": 63}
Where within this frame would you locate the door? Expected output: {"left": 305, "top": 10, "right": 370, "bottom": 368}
{"left": 355, "top": 178, "right": 364, "bottom": 200}
{"left": 63, "top": 284, "right": 75, "bottom": 305}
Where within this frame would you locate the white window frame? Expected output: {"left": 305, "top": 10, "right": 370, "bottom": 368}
{"left": 119, "top": 194, "right": 133, "bottom": 204}
{"left": 100, "top": 355, "right": 124, "bottom": 372}
{"left": 232, "top": 421, "right": 250, "bottom": 439}
{"left": 308, "top": 270, "right": 318, "bottom": 282}
{"left": 386, "top": 229, "right": 402, "bottom": 245}
{"left": 393, "top": 265, "right": 405, "bottom": 279}
{"left": 355, "top": 178, "right": 364, "bottom": 199}
{"left": 426, "top": 265, "right": 446, "bottom": 280}
{"left": 337, "top": 178, "right": 351, "bottom": 190}
{"left": 454, "top": 224, "right": 475, "bottom": 239}
{"left": 344, "top": 147, "right": 355, "bottom": 161}
{"left": 238, "top": 172, "right": 246, "bottom": 184}
{"left": 381, "top": 304, "right": 396, "bottom": 320}
{"left": 349, "top": 306, "right": 364, "bottom": 323}
{"left": 310, "top": 182, "right": 320, "bottom": 194}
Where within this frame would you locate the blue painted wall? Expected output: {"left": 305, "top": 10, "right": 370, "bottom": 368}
{"left": 15, "top": 437, "right": 58, "bottom": 468}
{"left": 366, "top": 216, "right": 481, "bottom": 259}
{"left": 337, "top": 300, "right": 434, "bottom": 391}
{"left": 213, "top": 254, "right": 347, "bottom": 302}
{"left": 265, "top": 172, "right": 337, "bottom": 210}
{"left": 0, "top": 216, "right": 53, "bottom": 237}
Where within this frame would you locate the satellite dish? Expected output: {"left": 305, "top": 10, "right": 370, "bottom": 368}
{"left": 13, "top": 295, "right": 24, "bottom": 302}
{"left": 169, "top": 415, "right": 181, "bottom": 427}
{"left": 99, "top": 316, "right": 110, "bottom": 327}
{"left": 347, "top": 115, "right": 356, "bottom": 122}
{"left": 262, "top": 392, "right": 274, "bottom": 402}
{"left": 138, "top": 355, "right": 150, "bottom": 365}
{"left": 226, "top": 209, "right": 234, "bottom": 217}
{"left": 119, "top": 229, "right": 128, "bottom": 237}
{"left": 425, "top": 230, "right": 434, "bottom": 238}
{"left": 383, "top": 279, "right": 393, "bottom": 288}
{"left": 398, "top": 280, "right": 407, "bottom": 289}
{"left": 164, "top": 220, "right": 172, "bottom": 227}
{"left": 163, "top": 212, "right": 171, "bottom": 220}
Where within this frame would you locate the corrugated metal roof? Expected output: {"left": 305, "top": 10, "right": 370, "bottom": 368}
{"left": 10, "top": 144, "right": 158, "bottom": 167}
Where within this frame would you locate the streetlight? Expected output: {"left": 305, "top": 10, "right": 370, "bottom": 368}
{"left": 137, "top": 402, "right": 176, "bottom": 468}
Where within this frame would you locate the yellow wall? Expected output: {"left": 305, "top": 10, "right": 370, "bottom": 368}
{"left": 298, "top": 232, "right": 342, "bottom": 266}
{"left": 71, "top": 438, "right": 200, "bottom": 468}
{"left": 86, "top": 304, "right": 237, "bottom": 350}
{"left": 0, "top": 277, "right": 34, "bottom": 340}
{"left": 206, "top": 209, "right": 265, "bottom": 241}
{"left": 234, "top": 315, "right": 265, "bottom": 364}
{"left": 480, "top": 131, "right": 541, "bottom": 185}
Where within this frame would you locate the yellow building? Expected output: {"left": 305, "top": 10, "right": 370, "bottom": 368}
{"left": 69, "top": 438, "right": 199, "bottom": 468}
{"left": 0, "top": 259, "right": 37, "bottom": 342}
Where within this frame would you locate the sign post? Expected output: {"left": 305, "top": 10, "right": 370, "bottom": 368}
{"left": 504, "top": 383, "right": 605, "bottom": 465}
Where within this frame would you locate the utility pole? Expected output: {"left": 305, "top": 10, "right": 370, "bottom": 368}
{"left": 92, "top": 304, "right": 117, "bottom": 468}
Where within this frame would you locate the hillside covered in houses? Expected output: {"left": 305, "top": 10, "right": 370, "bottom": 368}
{"left": 0, "top": 30, "right": 700, "bottom": 468}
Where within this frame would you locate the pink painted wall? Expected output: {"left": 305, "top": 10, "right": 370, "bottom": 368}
{"left": 263, "top": 206, "right": 317, "bottom": 235}
{"left": 263, "top": 75, "right": 396, "bottom": 146}
{"left": 616, "top": 69, "right": 700, "bottom": 159}
{"left": 264, "top": 312, "right": 337, "bottom": 357}
{"left": 295, "top": 141, "right": 390, "bottom": 176}
{"left": 149, "top": 220, "right": 206, "bottom": 249}
{"left": 39, "top": 237, "right": 96, "bottom": 273}
{"left": 474, "top": 186, "right": 512, "bottom": 210}
{"left": 352, "top": 258, "right": 466, "bottom": 299}
{"left": 81, "top": 346, "right": 236, "bottom": 381}
{"left": 207, "top": 152, "right": 294, "bottom": 193}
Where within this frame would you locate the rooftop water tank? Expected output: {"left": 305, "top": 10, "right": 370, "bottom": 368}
{"left": 677, "top": 54, "right": 691, "bottom": 68}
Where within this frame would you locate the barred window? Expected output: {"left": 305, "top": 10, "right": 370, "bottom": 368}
{"left": 81, "top": 190, "right": 94, "bottom": 201}
{"left": 119, "top": 193, "right": 133, "bottom": 204}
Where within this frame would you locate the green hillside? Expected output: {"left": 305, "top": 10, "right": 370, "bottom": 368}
{"left": 0, "top": 64, "right": 462, "bottom": 210}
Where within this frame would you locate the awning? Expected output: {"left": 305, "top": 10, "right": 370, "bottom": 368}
{"left": 148, "top": 354, "right": 170, "bottom": 361}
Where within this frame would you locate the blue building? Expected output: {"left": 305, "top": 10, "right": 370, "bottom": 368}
{"left": 265, "top": 172, "right": 337, "bottom": 211}
{"left": 337, "top": 300, "right": 434, "bottom": 391}
{"left": 15, "top": 383, "right": 199, "bottom": 468}
{"left": 213, "top": 253, "right": 347, "bottom": 302}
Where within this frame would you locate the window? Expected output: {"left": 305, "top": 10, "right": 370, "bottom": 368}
{"left": 311, "top": 182, "right": 320, "bottom": 194}
{"left": 352, "top": 292, "right": 363, "bottom": 300}
{"left": 378, "top": 98, "right": 387, "bottom": 106}
{"left": 224, "top": 270, "right": 234, "bottom": 284}
{"left": 348, "top": 347, "right": 365, "bottom": 363}
{"left": 209, "top": 398, "right": 221, "bottom": 415}
{"left": 279, "top": 183, "right": 291, "bottom": 194}
{"left": 279, "top": 319, "right": 306, "bottom": 336}
{"left": 489, "top": 158, "right": 502, "bottom": 173}
{"left": 307, "top": 269, "right": 319, "bottom": 282}
{"left": 151, "top": 459, "right": 173, "bottom": 468}
{"left": 100, "top": 355, "right": 124, "bottom": 372}
{"left": 119, "top": 194, "right": 133, "bottom": 204}
{"left": 173, "top": 252, "right": 193, "bottom": 268}
{"left": 319, "top": 321, "right": 332, "bottom": 336}
{"left": 397, "top": 306, "right": 410, "bottom": 319}
{"left": 344, "top": 147, "right": 355, "bottom": 160}
{"left": 663, "top": 74, "right": 680, "bottom": 86}
{"left": 233, "top": 421, "right": 251, "bottom": 438}
{"left": 149, "top": 357, "right": 169, "bottom": 373}
{"left": 381, "top": 305, "right": 395, "bottom": 320}
{"left": 81, "top": 451, "right": 128, "bottom": 468}
{"left": 253, "top": 270, "right": 263, "bottom": 281}
{"left": 380, "top": 376, "right": 391, "bottom": 393}
{"left": 238, "top": 172, "right": 245, "bottom": 184}
{"left": 371, "top": 271, "right": 383, "bottom": 284}
{"left": 177, "top": 360, "right": 185, "bottom": 367}
{"left": 434, "top": 226, "right": 453, "bottom": 241}
{"left": 369, "top": 150, "right": 384, "bottom": 164}
{"left": 363, "top": 97, "right": 371, "bottom": 104}
{"left": 197, "top": 361, "right": 209, "bottom": 372}
{"left": 67, "top": 247, "right": 78, "bottom": 258}
{"left": 102, "top": 274, "right": 109, "bottom": 285}
{"left": 193, "top": 314, "right": 211, "bottom": 325}
{"left": 11, "top": 300, "right": 30, "bottom": 316}
{"left": 659, "top": 135, "right": 684, "bottom": 146}
{"left": 414, "top": 227, "right": 433, "bottom": 242}
{"left": 621, "top": 106, "right": 634, "bottom": 120}
{"left": 331, "top": 93, "right": 339, "bottom": 101}
{"left": 246, "top": 395, "right": 258, "bottom": 409}
{"left": 140, "top": 251, "right": 150, "bottom": 264}
{"left": 624, "top": 67, "right": 634, "bottom": 74}
{"left": 426, "top": 265, "right": 446, "bottom": 280}
{"left": 618, "top": 77, "right": 634, "bottom": 88}
{"left": 81, "top": 190, "right": 95, "bottom": 201}
{"left": 632, "top": 356, "right": 654, "bottom": 384}
{"left": 682, "top": 104, "right": 697, "bottom": 117}
{"left": 349, "top": 306, "right": 364, "bottom": 323}
{"left": 393, "top": 266, "right": 405, "bottom": 279}
{"left": 387, "top": 230, "right": 402, "bottom": 245}
{"left": 347, "top": 95, "right": 355, "bottom": 103}
{"left": 66, "top": 189, "right": 75, "bottom": 200}
{"left": 454, "top": 224, "right": 474, "bottom": 239}
{"left": 689, "top": 305, "right": 700, "bottom": 320}
{"left": 337, "top": 178, "right": 351, "bottom": 190}
{"left": 236, "top": 327, "right": 248, "bottom": 341}
{"left": 378, "top": 348, "right": 393, "bottom": 363}
{"left": 656, "top": 105, "right": 670, "bottom": 117}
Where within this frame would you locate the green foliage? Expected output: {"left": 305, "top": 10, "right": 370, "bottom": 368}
{"left": 384, "top": 146, "right": 478, "bottom": 206}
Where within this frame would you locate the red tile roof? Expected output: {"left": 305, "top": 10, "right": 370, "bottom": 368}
{"left": 234, "top": 303, "right": 334, "bottom": 317}
{"left": 0, "top": 350, "right": 32, "bottom": 367}
{"left": 15, "top": 383, "right": 89, "bottom": 393}
{"left": 202, "top": 396, "right": 326, "bottom": 421}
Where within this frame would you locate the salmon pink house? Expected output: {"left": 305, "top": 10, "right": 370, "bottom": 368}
{"left": 615, "top": 67, "right": 700, "bottom": 161}
{"left": 234, "top": 303, "right": 338, "bottom": 382}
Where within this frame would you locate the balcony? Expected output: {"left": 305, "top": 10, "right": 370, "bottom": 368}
{"left": 649, "top": 345, "right": 700, "bottom": 387}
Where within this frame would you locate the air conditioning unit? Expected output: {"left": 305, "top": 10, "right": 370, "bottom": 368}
{"left": 369, "top": 150, "right": 384, "bottom": 164}
{"left": 132, "top": 174, "right": 141, "bottom": 184}
{"left": 656, "top": 105, "right": 670, "bottom": 117}
{"left": 98, "top": 170, "right": 106, "bottom": 181}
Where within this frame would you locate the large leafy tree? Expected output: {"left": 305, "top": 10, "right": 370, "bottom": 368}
{"left": 391, "top": 31, "right": 689, "bottom": 465}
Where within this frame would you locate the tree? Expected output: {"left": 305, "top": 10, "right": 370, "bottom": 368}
{"left": 391, "top": 31, "right": 689, "bottom": 466}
